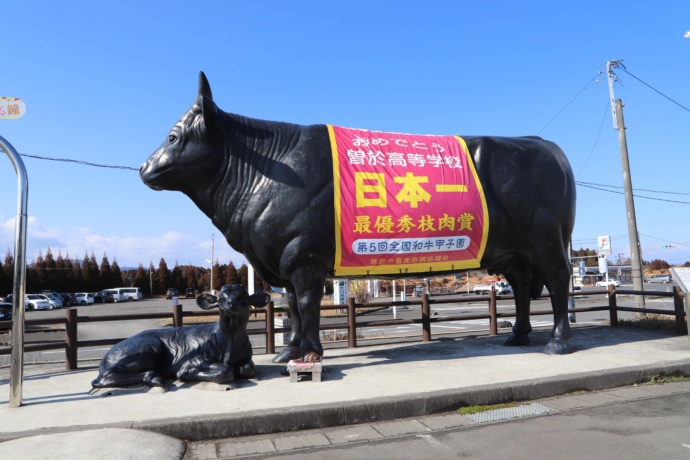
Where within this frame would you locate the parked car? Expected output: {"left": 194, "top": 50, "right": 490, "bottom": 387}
{"left": 646, "top": 274, "right": 672, "bottom": 284}
{"left": 74, "top": 292, "right": 95, "bottom": 306}
{"left": 165, "top": 288, "right": 179, "bottom": 300}
{"left": 25, "top": 294, "right": 51, "bottom": 311}
{"left": 60, "top": 293, "right": 76, "bottom": 307}
{"left": 91, "top": 291, "right": 114, "bottom": 304}
{"left": 185, "top": 288, "right": 196, "bottom": 298}
{"left": 595, "top": 279, "right": 622, "bottom": 287}
{"left": 38, "top": 293, "right": 63, "bottom": 309}
{"left": 0, "top": 301, "right": 12, "bottom": 321}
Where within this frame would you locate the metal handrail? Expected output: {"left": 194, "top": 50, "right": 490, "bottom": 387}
{"left": 0, "top": 135, "right": 29, "bottom": 408}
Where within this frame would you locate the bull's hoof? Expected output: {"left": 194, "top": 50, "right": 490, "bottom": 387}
{"left": 301, "top": 351, "right": 323, "bottom": 363}
{"left": 504, "top": 333, "right": 530, "bottom": 347}
{"left": 272, "top": 348, "right": 298, "bottom": 363}
{"left": 237, "top": 363, "right": 256, "bottom": 379}
{"left": 543, "top": 339, "right": 574, "bottom": 355}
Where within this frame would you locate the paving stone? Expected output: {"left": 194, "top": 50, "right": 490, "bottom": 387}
{"left": 190, "top": 443, "right": 218, "bottom": 459}
{"left": 540, "top": 396, "right": 592, "bottom": 411}
{"left": 273, "top": 433, "right": 329, "bottom": 451}
{"left": 418, "top": 413, "right": 477, "bottom": 430}
{"left": 326, "top": 425, "right": 384, "bottom": 444}
{"left": 573, "top": 391, "right": 626, "bottom": 405}
{"left": 606, "top": 386, "right": 659, "bottom": 400}
{"left": 372, "top": 419, "right": 431, "bottom": 437}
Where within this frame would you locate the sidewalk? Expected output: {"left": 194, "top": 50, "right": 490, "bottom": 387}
{"left": 0, "top": 325, "right": 688, "bottom": 458}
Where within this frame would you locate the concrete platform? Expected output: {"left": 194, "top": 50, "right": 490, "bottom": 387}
{"left": 0, "top": 325, "right": 688, "bottom": 458}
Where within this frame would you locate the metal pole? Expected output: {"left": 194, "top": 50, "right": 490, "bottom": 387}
{"left": 0, "top": 135, "right": 29, "bottom": 408}
{"left": 614, "top": 99, "right": 646, "bottom": 308}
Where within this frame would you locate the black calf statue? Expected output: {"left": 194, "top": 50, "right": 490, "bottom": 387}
{"left": 91, "top": 285, "right": 270, "bottom": 388}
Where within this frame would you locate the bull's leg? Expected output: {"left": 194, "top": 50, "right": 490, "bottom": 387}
{"left": 502, "top": 265, "right": 533, "bottom": 347}
{"left": 291, "top": 261, "right": 327, "bottom": 362}
{"left": 529, "top": 221, "right": 574, "bottom": 354}
{"left": 272, "top": 285, "right": 302, "bottom": 363}
{"left": 540, "top": 252, "right": 574, "bottom": 354}
{"left": 178, "top": 362, "right": 235, "bottom": 384}
{"left": 91, "top": 368, "right": 164, "bottom": 388}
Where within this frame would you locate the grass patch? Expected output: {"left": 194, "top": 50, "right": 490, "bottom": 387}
{"left": 646, "top": 374, "right": 686, "bottom": 385}
{"left": 459, "top": 402, "right": 520, "bottom": 415}
{"left": 618, "top": 313, "right": 680, "bottom": 332}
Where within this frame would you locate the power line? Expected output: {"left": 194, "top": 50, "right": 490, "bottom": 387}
{"left": 617, "top": 63, "right": 690, "bottom": 113}
{"left": 577, "top": 181, "right": 690, "bottom": 196}
{"left": 537, "top": 72, "right": 603, "bottom": 135}
{"left": 20, "top": 153, "right": 138, "bottom": 171}
{"left": 575, "top": 99, "right": 610, "bottom": 179}
{"left": 17, "top": 152, "right": 690, "bottom": 204}
{"left": 576, "top": 182, "right": 690, "bottom": 205}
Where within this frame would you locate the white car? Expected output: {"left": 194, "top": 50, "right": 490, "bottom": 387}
{"left": 596, "top": 279, "right": 621, "bottom": 287}
{"left": 25, "top": 294, "right": 51, "bottom": 311}
{"left": 75, "top": 292, "right": 95, "bottom": 306}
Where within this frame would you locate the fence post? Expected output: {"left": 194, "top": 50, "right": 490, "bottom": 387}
{"left": 422, "top": 293, "right": 431, "bottom": 342}
{"left": 173, "top": 303, "right": 183, "bottom": 327}
{"left": 347, "top": 297, "right": 357, "bottom": 348}
{"left": 608, "top": 285, "right": 618, "bottom": 328}
{"left": 489, "top": 290, "right": 497, "bottom": 336}
{"left": 266, "top": 301, "right": 275, "bottom": 354}
{"left": 673, "top": 286, "right": 688, "bottom": 335}
{"left": 65, "top": 308, "right": 78, "bottom": 370}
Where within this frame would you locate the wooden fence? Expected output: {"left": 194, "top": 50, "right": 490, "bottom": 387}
{"left": 0, "top": 285, "right": 686, "bottom": 370}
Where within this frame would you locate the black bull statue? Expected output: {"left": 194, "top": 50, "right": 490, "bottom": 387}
{"left": 140, "top": 72, "right": 576, "bottom": 363}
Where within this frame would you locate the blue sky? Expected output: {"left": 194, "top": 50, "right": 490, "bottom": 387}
{"left": 1, "top": 1, "right": 689, "bottom": 270}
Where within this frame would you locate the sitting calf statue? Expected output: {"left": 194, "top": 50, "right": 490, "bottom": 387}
{"left": 91, "top": 284, "right": 270, "bottom": 388}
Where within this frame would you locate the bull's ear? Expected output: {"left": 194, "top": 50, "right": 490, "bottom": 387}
{"left": 198, "top": 71, "right": 213, "bottom": 101}
{"left": 200, "top": 95, "right": 220, "bottom": 133}
{"left": 196, "top": 294, "right": 219, "bottom": 310}
{"left": 249, "top": 292, "right": 271, "bottom": 308}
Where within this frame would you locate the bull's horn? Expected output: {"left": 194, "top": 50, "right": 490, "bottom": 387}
{"left": 198, "top": 71, "right": 213, "bottom": 101}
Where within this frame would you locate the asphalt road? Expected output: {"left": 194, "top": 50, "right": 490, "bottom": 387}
{"left": 190, "top": 388, "right": 690, "bottom": 459}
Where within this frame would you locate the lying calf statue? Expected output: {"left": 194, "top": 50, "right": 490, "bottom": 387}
{"left": 91, "top": 284, "right": 270, "bottom": 388}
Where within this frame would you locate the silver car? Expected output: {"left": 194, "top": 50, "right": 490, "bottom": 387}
{"left": 25, "top": 294, "right": 51, "bottom": 311}
{"left": 646, "top": 274, "right": 672, "bottom": 283}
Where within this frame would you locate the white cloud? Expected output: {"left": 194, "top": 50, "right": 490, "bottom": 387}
{"left": 0, "top": 216, "right": 247, "bottom": 268}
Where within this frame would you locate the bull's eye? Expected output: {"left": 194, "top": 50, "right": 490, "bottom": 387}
{"left": 168, "top": 134, "right": 178, "bottom": 144}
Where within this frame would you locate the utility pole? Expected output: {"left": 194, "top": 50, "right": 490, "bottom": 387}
{"left": 606, "top": 60, "right": 646, "bottom": 308}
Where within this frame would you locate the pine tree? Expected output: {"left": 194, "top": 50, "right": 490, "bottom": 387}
{"left": 171, "top": 263, "right": 184, "bottom": 291}
{"left": 225, "top": 261, "right": 239, "bottom": 285}
{"left": 156, "top": 258, "right": 171, "bottom": 294}
{"left": 111, "top": 258, "right": 123, "bottom": 287}
{"left": 63, "top": 252, "right": 75, "bottom": 292}
{"left": 237, "top": 264, "right": 248, "bottom": 289}
{"left": 133, "top": 264, "right": 149, "bottom": 297}
{"left": 212, "top": 262, "right": 223, "bottom": 292}
{"left": 99, "top": 253, "right": 113, "bottom": 289}
{"left": 73, "top": 259, "right": 85, "bottom": 292}
{"left": 44, "top": 248, "right": 58, "bottom": 290}
{"left": 89, "top": 252, "right": 100, "bottom": 290}
{"left": 55, "top": 250, "right": 66, "bottom": 292}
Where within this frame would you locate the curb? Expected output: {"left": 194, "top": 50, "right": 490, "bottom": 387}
{"left": 126, "top": 359, "right": 690, "bottom": 441}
